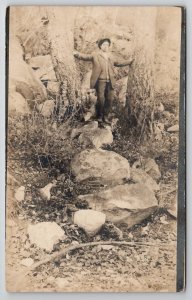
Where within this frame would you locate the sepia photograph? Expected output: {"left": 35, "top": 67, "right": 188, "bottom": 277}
{"left": 5, "top": 6, "right": 184, "bottom": 292}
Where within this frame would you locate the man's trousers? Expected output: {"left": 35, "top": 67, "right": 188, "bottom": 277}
{"left": 95, "top": 80, "right": 114, "bottom": 118}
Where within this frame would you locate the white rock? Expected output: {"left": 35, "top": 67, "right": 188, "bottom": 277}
{"left": 20, "top": 258, "right": 34, "bottom": 267}
{"left": 167, "top": 124, "right": 179, "bottom": 132}
{"left": 15, "top": 186, "right": 25, "bottom": 202}
{"left": 27, "top": 222, "right": 65, "bottom": 251}
{"left": 39, "top": 181, "right": 57, "bottom": 201}
{"left": 71, "top": 148, "right": 130, "bottom": 184}
{"left": 74, "top": 210, "right": 106, "bottom": 237}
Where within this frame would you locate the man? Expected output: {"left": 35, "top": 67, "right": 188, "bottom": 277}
{"left": 73, "top": 38, "right": 133, "bottom": 124}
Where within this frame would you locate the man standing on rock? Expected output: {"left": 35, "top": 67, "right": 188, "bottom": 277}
{"left": 73, "top": 38, "right": 134, "bottom": 124}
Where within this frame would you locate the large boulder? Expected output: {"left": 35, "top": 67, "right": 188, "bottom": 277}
{"left": 78, "top": 183, "right": 158, "bottom": 227}
{"left": 27, "top": 222, "right": 65, "bottom": 251}
{"left": 71, "top": 148, "right": 130, "bottom": 184}
{"left": 79, "top": 126, "right": 113, "bottom": 148}
{"left": 73, "top": 209, "right": 106, "bottom": 236}
{"left": 8, "top": 38, "right": 47, "bottom": 113}
{"left": 28, "top": 55, "right": 57, "bottom": 81}
{"left": 9, "top": 91, "right": 30, "bottom": 115}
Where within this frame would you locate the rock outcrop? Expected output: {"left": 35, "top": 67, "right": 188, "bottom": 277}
{"left": 71, "top": 148, "right": 130, "bottom": 184}
{"left": 78, "top": 183, "right": 158, "bottom": 227}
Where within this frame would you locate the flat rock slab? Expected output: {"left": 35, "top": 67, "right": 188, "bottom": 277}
{"left": 79, "top": 126, "right": 113, "bottom": 148}
{"left": 78, "top": 183, "right": 158, "bottom": 227}
{"left": 74, "top": 209, "right": 106, "bottom": 236}
{"left": 71, "top": 149, "right": 130, "bottom": 183}
{"left": 27, "top": 222, "right": 65, "bottom": 251}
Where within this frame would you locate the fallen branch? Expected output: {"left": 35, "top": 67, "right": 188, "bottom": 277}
{"left": 11, "top": 239, "right": 176, "bottom": 290}
{"left": 29, "top": 240, "right": 175, "bottom": 273}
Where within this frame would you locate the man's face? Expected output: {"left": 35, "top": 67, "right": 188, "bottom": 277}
{"left": 100, "top": 41, "right": 110, "bottom": 52}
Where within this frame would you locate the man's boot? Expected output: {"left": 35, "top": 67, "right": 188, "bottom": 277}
{"left": 97, "top": 115, "right": 103, "bottom": 123}
{"left": 104, "top": 115, "right": 111, "bottom": 125}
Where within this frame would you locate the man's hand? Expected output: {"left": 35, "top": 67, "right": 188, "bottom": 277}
{"left": 73, "top": 50, "right": 79, "bottom": 58}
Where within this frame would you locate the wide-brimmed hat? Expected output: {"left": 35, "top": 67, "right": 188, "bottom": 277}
{"left": 97, "top": 38, "right": 111, "bottom": 48}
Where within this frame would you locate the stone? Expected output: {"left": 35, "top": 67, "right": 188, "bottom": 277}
{"left": 167, "top": 124, "right": 179, "bottom": 132}
{"left": 39, "top": 180, "right": 57, "bottom": 201}
{"left": 132, "top": 157, "right": 161, "bottom": 181}
{"left": 130, "top": 167, "right": 160, "bottom": 191}
{"left": 71, "top": 148, "right": 130, "bottom": 184}
{"left": 14, "top": 186, "right": 25, "bottom": 202}
{"left": 73, "top": 209, "right": 106, "bottom": 236}
{"left": 79, "top": 126, "right": 113, "bottom": 148}
{"left": 27, "top": 222, "right": 65, "bottom": 251}
{"left": 9, "top": 91, "right": 31, "bottom": 115}
{"left": 28, "top": 55, "right": 57, "bottom": 81}
{"left": 71, "top": 121, "right": 98, "bottom": 139}
{"left": 37, "top": 100, "right": 55, "bottom": 117}
{"left": 78, "top": 183, "right": 158, "bottom": 227}
{"left": 20, "top": 258, "right": 34, "bottom": 267}
{"left": 9, "top": 38, "right": 47, "bottom": 107}
{"left": 47, "top": 81, "right": 60, "bottom": 97}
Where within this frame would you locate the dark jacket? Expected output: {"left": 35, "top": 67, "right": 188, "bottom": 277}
{"left": 74, "top": 51, "right": 133, "bottom": 89}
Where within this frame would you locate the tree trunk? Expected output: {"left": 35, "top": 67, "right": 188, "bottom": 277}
{"left": 46, "top": 7, "right": 81, "bottom": 107}
{"left": 126, "top": 8, "right": 157, "bottom": 140}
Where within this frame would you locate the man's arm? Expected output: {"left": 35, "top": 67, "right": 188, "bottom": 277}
{"left": 114, "top": 57, "right": 134, "bottom": 67}
{"left": 73, "top": 51, "right": 93, "bottom": 62}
